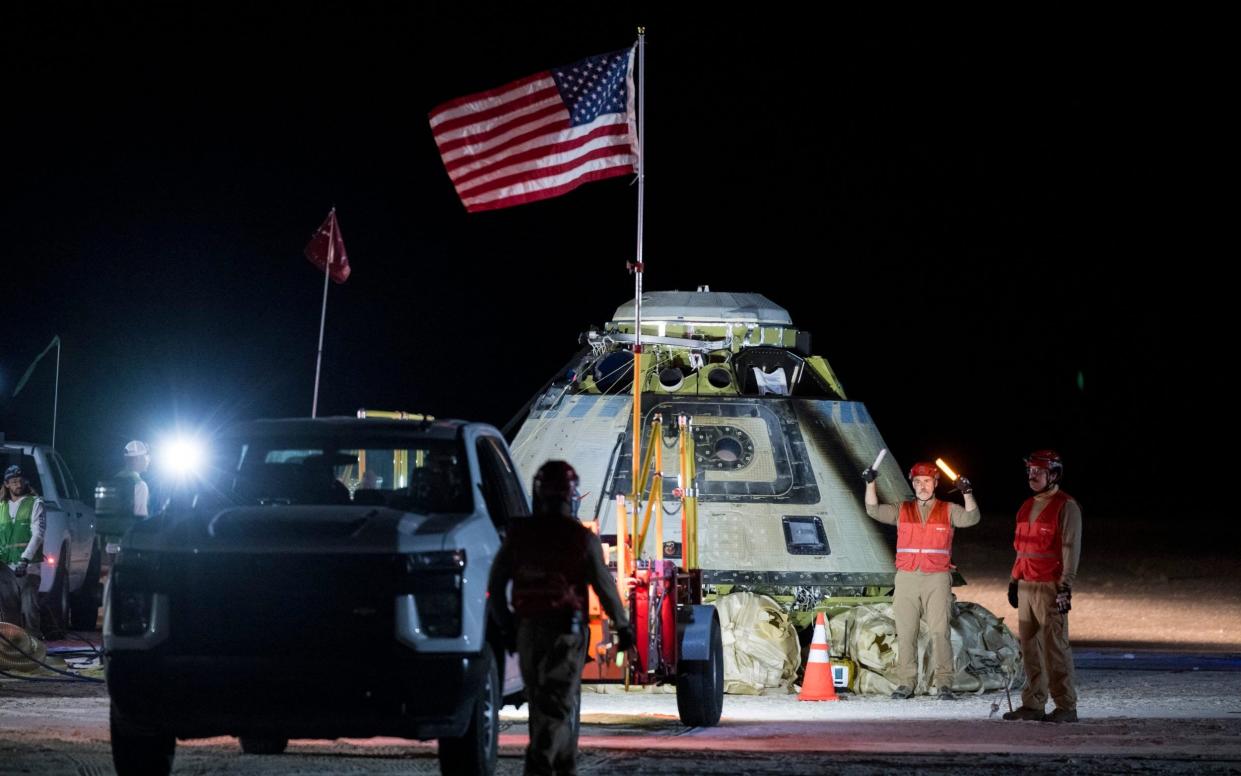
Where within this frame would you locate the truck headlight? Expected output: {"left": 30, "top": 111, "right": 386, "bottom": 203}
{"left": 404, "top": 550, "right": 466, "bottom": 571}
{"left": 403, "top": 551, "right": 465, "bottom": 637}
{"left": 112, "top": 589, "right": 154, "bottom": 636}
{"left": 110, "top": 552, "right": 160, "bottom": 636}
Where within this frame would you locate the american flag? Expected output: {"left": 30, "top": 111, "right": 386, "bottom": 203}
{"left": 429, "top": 48, "right": 638, "bottom": 213}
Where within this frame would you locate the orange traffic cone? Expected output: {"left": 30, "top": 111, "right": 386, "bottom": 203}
{"left": 799, "top": 611, "right": 839, "bottom": 701}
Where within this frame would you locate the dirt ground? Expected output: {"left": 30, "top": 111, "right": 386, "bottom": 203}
{"left": 951, "top": 511, "right": 1241, "bottom": 651}
{"left": 3, "top": 665, "right": 1241, "bottom": 774}
{"left": 2, "top": 509, "right": 1239, "bottom": 774}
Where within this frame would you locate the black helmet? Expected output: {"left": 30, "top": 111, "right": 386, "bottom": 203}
{"left": 532, "top": 460, "right": 581, "bottom": 517}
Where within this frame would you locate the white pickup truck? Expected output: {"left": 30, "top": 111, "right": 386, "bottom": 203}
{"left": 1, "top": 437, "right": 102, "bottom": 632}
{"left": 105, "top": 415, "right": 529, "bottom": 776}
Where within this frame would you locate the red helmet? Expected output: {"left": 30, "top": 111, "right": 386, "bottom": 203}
{"left": 533, "top": 460, "right": 581, "bottom": 515}
{"left": 908, "top": 462, "right": 939, "bottom": 481}
{"left": 1025, "top": 449, "right": 1063, "bottom": 481}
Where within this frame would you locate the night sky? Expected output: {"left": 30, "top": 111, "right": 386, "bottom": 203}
{"left": 3, "top": 8, "right": 1214, "bottom": 519}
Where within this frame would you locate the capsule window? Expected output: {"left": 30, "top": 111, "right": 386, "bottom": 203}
{"left": 782, "top": 515, "right": 830, "bottom": 556}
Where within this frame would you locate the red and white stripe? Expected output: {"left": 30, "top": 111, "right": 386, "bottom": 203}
{"left": 429, "top": 66, "right": 637, "bottom": 213}
{"left": 807, "top": 618, "right": 832, "bottom": 663}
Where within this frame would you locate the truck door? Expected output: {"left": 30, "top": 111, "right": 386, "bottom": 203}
{"left": 39, "top": 450, "right": 82, "bottom": 586}
{"left": 474, "top": 435, "right": 530, "bottom": 698}
{"left": 50, "top": 451, "right": 94, "bottom": 579}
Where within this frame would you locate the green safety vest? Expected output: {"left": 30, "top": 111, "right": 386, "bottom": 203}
{"left": 0, "top": 495, "right": 41, "bottom": 566}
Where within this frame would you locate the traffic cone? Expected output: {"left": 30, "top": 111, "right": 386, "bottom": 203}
{"left": 798, "top": 611, "right": 839, "bottom": 701}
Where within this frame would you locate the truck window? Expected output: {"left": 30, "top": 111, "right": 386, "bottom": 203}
{"left": 475, "top": 437, "right": 529, "bottom": 528}
{"left": 44, "top": 454, "right": 69, "bottom": 502}
{"left": 221, "top": 435, "right": 471, "bottom": 511}
{"left": 51, "top": 452, "right": 80, "bottom": 500}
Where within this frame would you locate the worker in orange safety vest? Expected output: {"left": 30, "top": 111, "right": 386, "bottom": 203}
{"left": 865, "top": 460, "right": 979, "bottom": 700}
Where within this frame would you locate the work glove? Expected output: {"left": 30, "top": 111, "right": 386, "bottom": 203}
{"left": 1055, "top": 584, "right": 1072, "bottom": 615}
{"left": 13, "top": 559, "right": 28, "bottom": 578}
{"left": 615, "top": 624, "right": 636, "bottom": 652}
{"left": 956, "top": 476, "right": 973, "bottom": 495}
{"left": 861, "top": 467, "right": 879, "bottom": 484}
{"left": 1007, "top": 579, "right": 1019, "bottom": 609}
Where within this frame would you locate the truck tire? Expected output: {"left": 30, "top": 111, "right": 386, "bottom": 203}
{"left": 676, "top": 613, "right": 724, "bottom": 727}
{"left": 438, "top": 648, "right": 499, "bottom": 776}
{"left": 69, "top": 539, "right": 102, "bottom": 631}
{"left": 571, "top": 685, "right": 581, "bottom": 741}
{"left": 39, "top": 549, "right": 70, "bottom": 639}
{"left": 110, "top": 702, "right": 175, "bottom": 776}
{"left": 239, "top": 736, "right": 289, "bottom": 754}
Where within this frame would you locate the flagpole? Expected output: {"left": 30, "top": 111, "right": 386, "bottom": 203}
{"left": 10, "top": 336, "right": 62, "bottom": 446}
{"left": 52, "top": 340, "right": 60, "bottom": 449}
{"left": 629, "top": 29, "right": 647, "bottom": 543}
{"left": 311, "top": 210, "right": 334, "bottom": 418}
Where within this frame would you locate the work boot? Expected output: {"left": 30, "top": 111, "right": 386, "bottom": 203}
{"left": 890, "top": 685, "right": 913, "bottom": 700}
{"left": 935, "top": 686, "right": 956, "bottom": 701}
{"left": 1042, "top": 707, "right": 1079, "bottom": 723}
{"left": 1002, "top": 706, "right": 1045, "bottom": 721}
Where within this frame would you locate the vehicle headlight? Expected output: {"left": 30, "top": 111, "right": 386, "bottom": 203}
{"left": 110, "top": 552, "right": 160, "bottom": 636}
{"left": 404, "top": 550, "right": 466, "bottom": 571}
{"left": 160, "top": 435, "right": 208, "bottom": 480}
{"left": 402, "top": 550, "right": 465, "bottom": 637}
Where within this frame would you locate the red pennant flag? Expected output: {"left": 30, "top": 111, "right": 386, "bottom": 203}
{"left": 304, "top": 208, "right": 351, "bottom": 283}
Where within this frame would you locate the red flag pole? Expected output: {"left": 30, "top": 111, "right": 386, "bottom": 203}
{"left": 311, "top": 209, "right": 335, "bottom": 418}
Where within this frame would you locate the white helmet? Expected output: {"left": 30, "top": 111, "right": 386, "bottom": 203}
{"left": 124, "top": 440, "right": 150, "bottom": 457}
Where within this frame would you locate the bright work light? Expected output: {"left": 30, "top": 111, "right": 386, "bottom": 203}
{"left": 162, "top": 436, "right": 207, "bottom": 478}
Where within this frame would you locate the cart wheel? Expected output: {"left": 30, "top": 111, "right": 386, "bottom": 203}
{"left": 676, "top": 611, "right": 723, "bottom": 726}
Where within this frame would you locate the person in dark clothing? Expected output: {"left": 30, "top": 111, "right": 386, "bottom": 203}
{"left": 488, "top": 460, "right": 633, "bottom": 776}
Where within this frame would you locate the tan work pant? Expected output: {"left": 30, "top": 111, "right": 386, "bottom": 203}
{"left": 1018, "top": 580, "right": 1077, "bottom": 712}
{"left": 517, "top": 619, "right": 587, "bottom": 776}
{"left": 892, "top": 570, "right": 954, "bottom": 689}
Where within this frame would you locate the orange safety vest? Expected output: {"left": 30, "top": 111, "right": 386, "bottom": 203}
{"left": 506, "top": 515, "right": 591, "bottom": 619}
{"left": 1011, "top": 490, "right": 1070, "bottom": 582}
{"left": 895, "top": 500, "right": 954, "bottom": 573}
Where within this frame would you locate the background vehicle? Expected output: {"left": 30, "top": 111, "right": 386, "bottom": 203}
{"left": 1, "top": 436, "right": 102, "bottom": 632}
{"left": 104, "top": 414, "right": 528, "bottom": 776}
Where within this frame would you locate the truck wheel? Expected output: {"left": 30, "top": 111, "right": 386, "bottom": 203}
{"left": 438, "top": 648, "right": 499, "bottom": 776}
{"left": 571, "top": 685, "right": 581, "bottom": 741}
{"left": 110, "top": 702, "right": 175, "bottom": 776}
{"left": 676, "top": 613, "right": 724, "bottom": 727}
{"left": 69, "top": 538, "right": 102, "bottom": 631}
{"left": 39, "top": 549, "right": 70, "bottom": 639}
{"left": 239, "top": 736, "right": 289, "bottom": 754}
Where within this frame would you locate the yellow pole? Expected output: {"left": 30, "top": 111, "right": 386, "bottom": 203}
{"left": 615, "top": 495, "right": 629, "bottom": 601}
{"left": 631, "top": 348, "right": 641, "bottom": 495}
{"left": 632, "top": 475, "right": 640, "bottom": 568}
{"left": 634, "top": 418, "right": 661, "bottom": 556}
{"left": 654, "top": 426, "right": 664, "bottom": 562}
{"left": 685, "top": 416, "right": 698, "bottom": 569}
{"left": 678, "top": 415, "right": 688, "bottom": 567}
{"left": 393, "top": 449, "right": 408, "bottom": 489}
